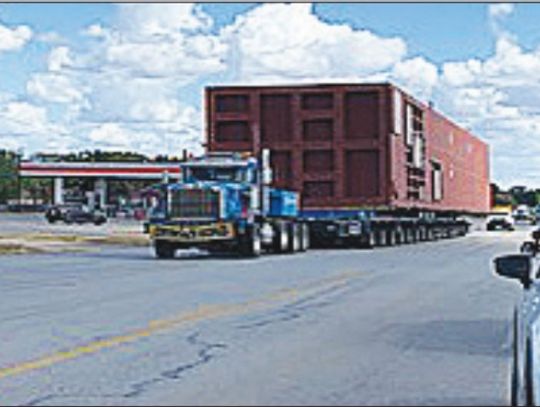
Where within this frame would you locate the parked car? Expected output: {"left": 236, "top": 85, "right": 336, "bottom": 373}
{"left": 514, "top": 205, "right": 536, "bottom": 225}
{"left": 486, "top": 212, "right": 515, "bottom": 231}
{"left": 45, "top": 204, "right": 107, "bottom": 225}
{"left": 493, "top": 228, "right": 540, "bottom": 405}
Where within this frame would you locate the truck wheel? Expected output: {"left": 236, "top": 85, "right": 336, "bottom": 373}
{"left": 287, "top": 223, "right": 301, "bottom": 253}
{"left": 240, "top": 225, "right": 262, "bottom": 258}
{"left": 272, "top": 222, "right": 289, "bottom": 253}
{"left": 155, "top": 241, "right": 175, "bottom": 259}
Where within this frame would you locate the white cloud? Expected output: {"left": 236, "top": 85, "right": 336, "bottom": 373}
{"left": 36, "top": 31, "right": 64, "bottom": 44}
{"left": 391, "top": 57, "right": 439, "bottom": 100}
{"left": 0, "top": 100, "right": 71, "bottom": 154}
{"left": 0, "top": 23, "right": 32, "bottom": 51}
{"left": 83, "top": 24, "right": 108, "bottom": 39}
{"left": 488, "top": 3, "right": 514, "bottom": 19}
{"left": 26, "top": 46, "right": 86, "bottom": 105}
{"left": 220, "top": 4, "right": 406, "bottom": 83}
{"left": 27, "top": 73, "right": 85, "bottom": 104}
{"left": 117, "top": 4, "right": 212, "bottom": 37}
{"left": 48, "top": 46, "right": 74, "bottom": 71}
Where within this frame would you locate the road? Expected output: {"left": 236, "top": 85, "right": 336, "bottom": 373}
{"left": 0, "top": 229, "right": 528, "bottom": 406}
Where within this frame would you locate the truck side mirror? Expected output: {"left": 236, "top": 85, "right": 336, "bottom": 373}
{"left": 494, "top": 254, "right": 533, "bottom": 289}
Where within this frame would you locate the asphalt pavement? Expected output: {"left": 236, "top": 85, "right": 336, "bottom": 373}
{"left": 0, "top": 227, "right": 529, "bottom": 405}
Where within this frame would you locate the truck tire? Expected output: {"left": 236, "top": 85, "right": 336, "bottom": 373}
{"left": 376, "top": 229, "right": 387, "bottom": 246}
{"left": 155, "top": 241, "right": 175, "bottom": 259}
{"left": 299, "top": 223, "right": 309, "bottom": 252}
{"left": 288, "top": 222, "right": 301, "bottom": 253}
{"left": 240, "top": 224, "right": 262, "bottom": 258}
{"left": 272, "top": 222, "right": 289, "bottom": 253}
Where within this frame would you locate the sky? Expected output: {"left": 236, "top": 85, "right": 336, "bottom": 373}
{"left": 1, "top": 3, "right": 540, "bottom": 188}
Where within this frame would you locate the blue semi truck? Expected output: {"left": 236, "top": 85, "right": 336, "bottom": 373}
{"left": 146, "top": 150, "right": 309, "bottom": 258}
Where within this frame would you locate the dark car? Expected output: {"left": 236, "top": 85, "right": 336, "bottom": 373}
{"left": 487, "top": 212, "right": 515, "bottom": 231}
{"left": 45, "top": 205, "right": 107, "bottom": 225}
{"left": 493, "top": 229, "right": 540, "bottom": 405}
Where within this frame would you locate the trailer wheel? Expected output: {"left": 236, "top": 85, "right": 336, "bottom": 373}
{"left": 288, "top": 222, "right": 301, "bottom": 253}
{"left": 359, "top": 230, "right": 376, "bottom": 248}
{"left": 403, "top": 228, "right": 412, "bottom": 244}
{"left": 155, "top": 241, "right": 175, "bottom": 259}
{"left": 376, "top": 229, "right": 387, "bottom": 246}
{"left": 272, "top": 222, "right": 289, "bottom": 253}
{"left": 299, "top": 223, "right": 309, "bottom": 252}
{"left": 419, "top": 226, "right": 427, "bottom": 241}
{"left": 240, "top": 224, "right": 262, "bottom": 258}
{"left": 387, "top": 229, "right": 396, "bottom": 246}
{"left": 395, "top": 227, "right": 404, "bottom": 245}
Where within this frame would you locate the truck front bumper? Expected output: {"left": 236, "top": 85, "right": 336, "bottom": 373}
{"left": 150, "top": 222, "right": 235, "bottom": 243}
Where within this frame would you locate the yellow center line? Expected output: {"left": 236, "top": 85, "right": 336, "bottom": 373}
{"left": 0, "top": 271, "right": 361, "bottom": 380}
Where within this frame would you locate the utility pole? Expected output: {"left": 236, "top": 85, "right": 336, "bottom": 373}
{"left": 16, "top": 148, "right": 23, "bottom": 208}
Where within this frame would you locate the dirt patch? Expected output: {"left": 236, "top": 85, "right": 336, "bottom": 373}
{"left": 0, "top": 232, "right": 149, "bottom": 255}
{"left": 0, "top": 233, "right": 149, "bottom": 246}
{"left": 83, "top": 234, "right": 149, "bottom": 246}
{"left": 0, "top": 243, "right": 45, "bottom": 255}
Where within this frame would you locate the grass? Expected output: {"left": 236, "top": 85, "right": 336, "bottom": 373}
{"left": 0, "top": 243, "right": 44, "bottom": 255}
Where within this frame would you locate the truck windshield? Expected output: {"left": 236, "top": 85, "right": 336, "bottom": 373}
{"left": 185, "top": 166, "right": 246, "bottom": 183}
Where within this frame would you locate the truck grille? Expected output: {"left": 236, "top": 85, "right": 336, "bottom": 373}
{"left": 169, "top": 189, "right": 220, "bottom": 219}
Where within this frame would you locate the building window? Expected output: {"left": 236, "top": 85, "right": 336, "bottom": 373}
{"left": 431, "top": 161, "right": 443, "bottom": 201}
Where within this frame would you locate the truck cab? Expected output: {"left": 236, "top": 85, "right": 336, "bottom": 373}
{"left": 147, "top": 151, "right": 308, "bottom": 258}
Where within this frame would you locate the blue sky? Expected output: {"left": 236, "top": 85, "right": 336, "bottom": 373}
{"left": 1, "top": 3, "right": 540, "bottom": 187}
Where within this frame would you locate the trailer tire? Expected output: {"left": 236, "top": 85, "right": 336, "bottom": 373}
{"left": 403, "top": 228, "right": 412, "bottom": 244}
{"left": 376, "top": 229, "right": 387, "bottom": 246}
{"left": 395, "top": 227, "right": 404, "bottom": 245}
{"left": 419, "top": 226, "right": 426, "bottom": 241}
{"left": 155, "top": 241, "right": 175, "bottom": 259}
{"left": 288, "top": 222, "right": 301, "bottom": 253}
{"left": 272, "top": 222, "right": 289, "bottom": 253}
{"left": 387, "top": 229, "right": 396, "bottom": 246}
{"left": 362, "top": 230, "right": 376, "bottom": 248}
{"left": 299, "top": 223, "right": 309, "bottom": 251}
{"left": 240, "top": 224, "right": 262, "bottom": 258}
